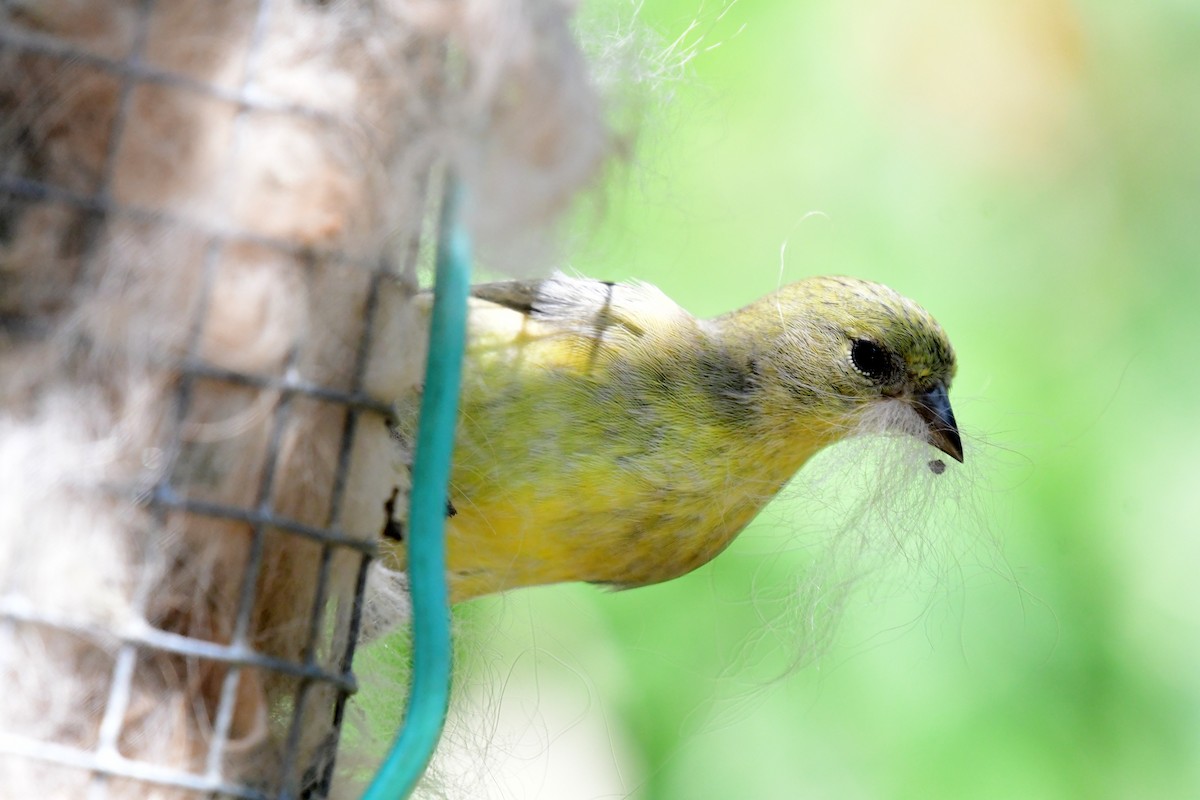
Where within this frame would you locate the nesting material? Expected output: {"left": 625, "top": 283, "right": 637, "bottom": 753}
{"left": 0, "top": 0, "right": 613, "bottom": 797}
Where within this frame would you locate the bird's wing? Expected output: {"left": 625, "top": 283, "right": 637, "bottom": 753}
{"left": 470, "top": 274, "right": 683, "bottom": 341}
{"left": 468, "top": 279, "right": 551, "bottom": 315}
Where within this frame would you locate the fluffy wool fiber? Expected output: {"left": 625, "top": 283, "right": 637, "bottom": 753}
{"left": 0, "top": 0, "right": 615, "bottom": 796}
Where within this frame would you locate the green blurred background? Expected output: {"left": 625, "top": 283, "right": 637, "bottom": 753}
{"left": 369, "top": 0, "right": 1200, "bottom": 797}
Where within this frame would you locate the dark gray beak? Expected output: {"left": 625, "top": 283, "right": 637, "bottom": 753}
{"left": 912, "top": 382, "right": 963, "bottom": 462}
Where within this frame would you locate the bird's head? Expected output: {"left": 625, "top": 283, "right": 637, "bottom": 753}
{"left": 723, "top": 276, "right": 963, "bottom": 462}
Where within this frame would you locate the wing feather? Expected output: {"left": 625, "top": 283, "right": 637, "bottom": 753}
{"left": 471, "top": 274, "right": 684, "bottom": 337}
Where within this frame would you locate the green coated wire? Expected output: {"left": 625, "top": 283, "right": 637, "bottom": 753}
{"left": 362, "top": 179, "right": 470, "bottom": 799}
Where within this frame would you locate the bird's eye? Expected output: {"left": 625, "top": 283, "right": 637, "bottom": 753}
{"left": 850, "top": 339, "right": 896, "bottom": 383}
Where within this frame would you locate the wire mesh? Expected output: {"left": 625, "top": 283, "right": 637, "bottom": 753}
{"left": 0, "top": 1, "right": 431, "bottom": 796}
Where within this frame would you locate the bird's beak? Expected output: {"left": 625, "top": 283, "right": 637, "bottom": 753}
{"left": 911, "top": 382, "right": 963, "bottom": 462}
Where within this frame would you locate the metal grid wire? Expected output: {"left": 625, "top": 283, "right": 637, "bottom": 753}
{"left": 0, "top": 1, "right": 427, "bottom": 796}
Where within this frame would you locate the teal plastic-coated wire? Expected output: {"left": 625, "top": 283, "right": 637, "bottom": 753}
{"left": 362, "top": 179, "right": 470, "bottom": 800}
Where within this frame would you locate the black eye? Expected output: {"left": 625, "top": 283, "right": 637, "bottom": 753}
{"left": 850, "top": 339, "right": 896, "bottom": 383}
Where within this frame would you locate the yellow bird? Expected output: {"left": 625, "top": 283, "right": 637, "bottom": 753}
{"left": 387, "top": 274, "right": 962, "bottom": 602}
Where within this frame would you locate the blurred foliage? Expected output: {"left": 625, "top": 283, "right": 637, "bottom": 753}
{"left": 368, "top": 0, "right": 1200, "bottom": 797}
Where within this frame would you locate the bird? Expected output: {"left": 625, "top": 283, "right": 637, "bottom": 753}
{"left": 386, "top": 274, "right": 962, "bottom": 603}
